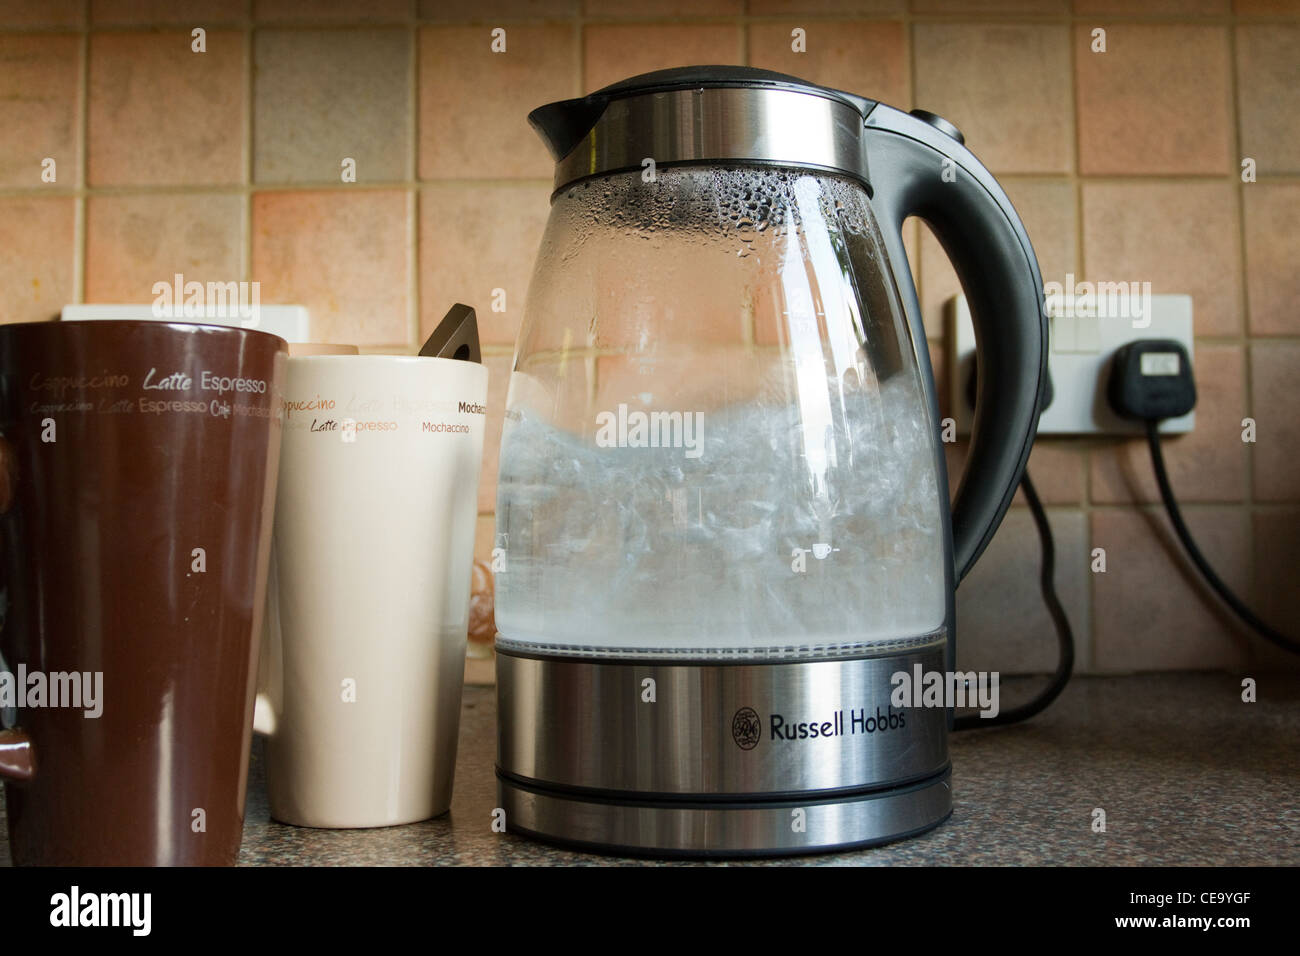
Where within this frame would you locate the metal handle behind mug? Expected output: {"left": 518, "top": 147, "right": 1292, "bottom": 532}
{"left": 0, "top": 435, "right": 35, "bottom": 782}
{"left": 863, "top": 104, "right": 1048, "bottom": 581}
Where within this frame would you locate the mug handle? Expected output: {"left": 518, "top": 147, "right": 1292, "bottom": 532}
{"left": 0, "top": 728, "right": 35, "bottom": 782}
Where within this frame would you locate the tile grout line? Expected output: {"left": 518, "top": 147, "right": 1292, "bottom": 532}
{"left": 0, "top": 178, "right": 557, "bottom": 197}
{"left": 16, "top": 13, "right": 1300, "bottom": 31}
{"left": 6, "top": 170, "right": 1297, "bottom": 202}
{"left": 1066, "top": 11, "right": 1095, "bottom": 673}
{"left": 1225, "top": 14, "right": 1260, "bottom": 624}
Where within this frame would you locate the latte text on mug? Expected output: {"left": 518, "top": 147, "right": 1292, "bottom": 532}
{"left": 141, "top": 367, "right": 192, "bottom": 391}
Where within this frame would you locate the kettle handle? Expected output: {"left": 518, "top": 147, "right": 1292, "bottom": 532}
{"left": 863, "top": 104, "right": 1048, "bottom": 582}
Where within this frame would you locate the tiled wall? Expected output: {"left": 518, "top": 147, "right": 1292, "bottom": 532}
{"left": 2, "top": 0, "right": 1297, "bottom": 674}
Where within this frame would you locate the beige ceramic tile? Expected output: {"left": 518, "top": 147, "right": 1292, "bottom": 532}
{"left": 1008, "top": 180, "right": 1079, "bottom": 290}
{"left": 85, "top": 193, "right": 244, "bottom": 304}
{"left": 252, "top": 190, "right": 411, "bottom": 346}
{"left": 943, "top": 437, "right": 1085, "bottom": 509}
{"left": 1236, "top": 26, "right": 1300, "bottom": 176}
{"left": 1091, "top": 508, "right": 1252, "bottom": 672}
{"left": 418, "top": 24, "right": 574, "bottom": 179}
{"left": 254, "top": 29, "right": 411, "bottom": 184}
{"left": 0, "top": 0, "right": 84, "bottom": 26}
{"left": 748, "top": 21, "right": 907, "bottom": 106}
{"left": 0, "top": 35, "right": 80, "bottom": 188}
{"left": 1250, "top": 342, "right": 1300, "bottom": 503}
{"left": 1075, "top": 24, "right": 1232, "bottom": 175}
{"left": 1090, "top": 346, "right": 1247, "bottom": 505}
{"left": 913, "top": 23, "right": 1073, "bottom": 174}
{"left": 1017, "top": 440, "right": 1087, "bottom": 506}
{"left": 1233, "top": 0, "right": 1300, "bottom": 12}
{"left": 583, "top": 24, "right": 742, "bottom": 92}
{"left": 929, "top": 338, "right": 946, "bottom": 420}
{"left": 91, "top": 0, "right": 248, "bottom": 23}
{"left": 256, "top": 0, "right": 411, "bottom": 20}
{"left": 1243, "top": 184, "right": 1300, "bottom": 336}
{"left": 0, "top": 198, "right": 76, "bottom": 324}
{"left": 419, "top": 183, "right": 551, "bottom": 347}
{"left": 956, "top": 509, "right": 1088, "bottom": 676}
{"left": 1251, "top": 510, "right": 1300, "bottom": 671}
{"left": 918, "top": 230, "right": 954, "bottom": 342}
{"left": 87, "top": 30, "right": 245, "bottom": 186}
{"left": 921, "top": 178, "right": 1076, "bottom": 340}
{"left": 1081, "top": 182, "right": 1241, "bottom": 337}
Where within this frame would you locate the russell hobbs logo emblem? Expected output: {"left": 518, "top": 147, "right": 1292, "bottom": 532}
{"left": 731, "top": 706, "right": 911, "bottom": 749}
{"left": 731, "top": 707, "right": 761, "bottom": 750}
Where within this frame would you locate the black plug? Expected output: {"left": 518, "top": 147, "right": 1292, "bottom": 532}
{"left": 1107, "top": 339, "right": 1196, "bottom": 421}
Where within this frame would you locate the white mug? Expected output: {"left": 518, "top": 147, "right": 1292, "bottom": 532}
{"left": 254, "top": 354, "right": 488, "bottom": 828}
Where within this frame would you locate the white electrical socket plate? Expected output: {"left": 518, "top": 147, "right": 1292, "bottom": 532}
{"left": 60, "top": 304, "right": 312, "bottom": 344}
{"left": 946, "top": 293, "right": 1194, "bottom": 436}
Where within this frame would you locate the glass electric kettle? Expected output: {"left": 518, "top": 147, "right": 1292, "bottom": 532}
{"left": 494, "top": 67, "right": 1047, "bottom": 856}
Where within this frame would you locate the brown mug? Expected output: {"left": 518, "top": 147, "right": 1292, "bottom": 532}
{"left": 0, "top": 320, "right": 286, "bottom": 865}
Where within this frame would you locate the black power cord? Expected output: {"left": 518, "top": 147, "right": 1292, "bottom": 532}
{"left": 953, "top": 470, "right": 1075, "bottom": 731}
{"left": 1145, "top": 419, "right": 1299, "bottom": 654}
{"left": 1106, "top": 337, "right": 1297, "bottom": 654}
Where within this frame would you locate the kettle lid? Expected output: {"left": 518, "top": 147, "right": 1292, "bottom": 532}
{"left": 530, "top": 65, "right": 879, "bottom": 192}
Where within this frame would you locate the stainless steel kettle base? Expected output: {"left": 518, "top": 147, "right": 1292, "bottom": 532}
{"left": 497, "top": 769, "right": 952, "bottom": 858}
{"left": 495, "top": 644, "right": 953, "bottom": 857}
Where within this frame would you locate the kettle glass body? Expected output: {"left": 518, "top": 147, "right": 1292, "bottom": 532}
{"left": 496, "top": 165, "right": 945, "bottom": 659}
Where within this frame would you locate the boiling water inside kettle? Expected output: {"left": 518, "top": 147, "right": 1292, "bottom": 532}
{"left": 494, "top": 165, "right": 949, "bottom": 658}
{"left": 494, "top": 367, "right": 947, "bottom": 658}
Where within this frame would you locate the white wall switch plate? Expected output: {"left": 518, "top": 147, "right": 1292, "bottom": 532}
{"left": 946, "top": 293, "right": 1195, "bottom": 436}
{"left": 60, "top": 304, "right": 312, "bottom": 344}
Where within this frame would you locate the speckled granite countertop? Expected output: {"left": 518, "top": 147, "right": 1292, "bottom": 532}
{"left": 239, "top": 673, "right": 1299, "bottom": 866}
{"left": 6, "top": 674, "right": 1299, "bottom": 865}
